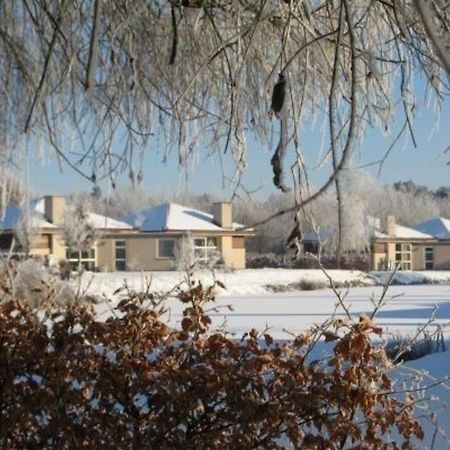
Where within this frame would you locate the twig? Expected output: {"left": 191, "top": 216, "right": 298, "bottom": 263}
{"left": 415, "top": 0, "right": 450, "bottom": 75}
{"left": 242, "top": 0, "right": 359, "bottom": 231}
{"left": 24, "top": 0, "right": 68, "bottom": 132}
{"left": 85, "top": 0, "right": 101, "bottom": 90}
{"left": 169, "top": 3, "right": 178, "bottom": 65}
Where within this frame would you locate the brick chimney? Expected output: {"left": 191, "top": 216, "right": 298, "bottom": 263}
{"left": 386, "top": 215, "right": 396, "bottom": 237}
{"left": 44, "top": 196, "right": 66, "bottom": 225}
{"left": 213, "top": 202, "right": 232, "bottom": 229}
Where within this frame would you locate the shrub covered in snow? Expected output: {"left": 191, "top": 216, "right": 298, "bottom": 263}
{"left": 12, "top": 259, "right": 49, "bottom": 308}
{"left": 2, "top": 259, "right": 88, "bottom": 309}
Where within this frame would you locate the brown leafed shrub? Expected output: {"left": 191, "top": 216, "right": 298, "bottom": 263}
{"left": 0, "top": 274, "right": 424, "bottom": 449}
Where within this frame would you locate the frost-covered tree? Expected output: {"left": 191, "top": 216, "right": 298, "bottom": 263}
{"left": 0, "top": 174, "right": 27, "bottom": 213}
{"left": 174, "top": 233, "right": 196, "bottom": 272}
{"left": 61, "top": 194, "right": 98, "bottom": 271}
{"left": 367, "top": 184, "right": 440, "bottom": 226}
{"left": 14, "top": 203, "right": 40, "bottom": 257}
{"left": 304, "top": 170, "right": 378, "bottom": 256}
{"left": 0, "top": 0, "right": 447, "bottom": 219}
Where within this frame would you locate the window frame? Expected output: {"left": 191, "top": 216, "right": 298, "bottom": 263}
{"left": 66, "top": 247, "right": 96, "bottom": 271}
{"left": 157, "top": 239, "right": 176, "bottom": 259}
{"left": 193, "top": 237, "right": 218, "bottom": 263}
{"left": 394, "top": 243, "right": 412, "bottom": 271}
{"left": 424, "top": 246, "right": 434, "bottom": 270}
{"left": 115, "top": 240, "right": 127, "bottom": 271}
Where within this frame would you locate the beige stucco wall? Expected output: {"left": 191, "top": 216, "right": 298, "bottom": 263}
{"left": 97, "top": 239, "right": 114, "bottom": 271}
{"left": 217, "top": 235, "right": 246, "bottom": 269}
{"left": 51, "top": 233, "right": 67, "bottom": 261}
{"left": 229, "top": 248, "right": 245, "bottom": 269}
{"left": 95, "top": 237, "right": 173, "bottom": 272}
{"left": 127, "top": 237, "right": 174, "bottom": 271}
{"left": 410, "top": 243, "right": 450, "bottom": 270}
{"left": 28, "top": 230, "right": 249, "bottom": 272}
{"left": 386, "top": 242, "right": 396, "bottom": 263}
{"left": 434, "top": 244, "right": 450, "bottom": 269}
{"left": 30, "top": 232, "right": 66, "bottom": 263}
{"left": 123, "top": 234, "right": 247, "bottom": 271}
{"left": 411, "top": 244, "right": 425, "bottom": 270}
{"left": 95, "top": 234, "right": 248, "bottom": 272}
{"left": 370, "top": 240, "right": 445, "bottom": 271}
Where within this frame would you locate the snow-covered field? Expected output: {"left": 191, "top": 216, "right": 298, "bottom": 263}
{"left": 78, "top": 268, "right": 450, "bottom": 339}
{"left": 80, "top": 268, "right": 450, "bottom": 301}
{"left": 81, "top": 268, "right": 372, "bottom": 298}
{"left": 79, "top": 269, "right": 450, "bottom": 448}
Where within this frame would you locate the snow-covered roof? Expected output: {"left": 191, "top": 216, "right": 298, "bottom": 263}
{"left": 127, "top": 203, "right": 245, "bottom": 232}
{"left": 1, "top": 198, "right": 133, "bottom": 231}
{"left": 1, "top": 203, "right": 56, "bottom": 230}
{"left": 86, "top": 212, "right": 133, "bottom": 230}
{"left": 303, "top": 216, "right": 434, "bottom": 242}
{"left": 391, "top": 224, "right": 434, "bottom": 239}
{"left": 372, "top": 222, "right": 434, "bottom": 239}
{"left": 412, "top": 217, "right": 450, "bottom": 240}
{"left": 372, "top": 229, "right": 389, "bottom": 239}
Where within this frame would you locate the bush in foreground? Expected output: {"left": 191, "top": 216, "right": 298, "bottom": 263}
{"left": 0, "top": 273, "right": 423, "bottom": 448}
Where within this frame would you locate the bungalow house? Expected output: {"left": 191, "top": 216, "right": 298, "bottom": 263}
{"left": 370, "top": 216, "right": 450, "bottom": 271}
{"left": 302, "top": 215, "right": 450, "bottom": 271}
{"left": 0, "top": 196, "right": 253, "bottom": 271}
{"left": 0, "top": 196, "right": 135, "bottom": 270}
{"left": 122, "top": 202, "right": 253, "bottom": 271}
{"left": 370, "top": 216, "right": 436, "bottom": 271}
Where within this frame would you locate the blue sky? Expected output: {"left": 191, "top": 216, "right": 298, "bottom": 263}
{"left": 28, "top": 86, "right": 450, "bottom": 200}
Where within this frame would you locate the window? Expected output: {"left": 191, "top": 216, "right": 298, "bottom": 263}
{"left": 424, "top": 247, "right": 434, "bottom": 270}
{"left": 67, "top": 248, "right": 96, "bottom": 271}
{"left": 115, "top": 240, "right": 127, "bottom": 271}
{"left": 194, "top": 237, "right": 217, "bottom": 263}
{"left": 395, "top": 243, "right": 411, "bottom": 270}
{"left": 158, "top": 239, "right": 175, "bottom": 258}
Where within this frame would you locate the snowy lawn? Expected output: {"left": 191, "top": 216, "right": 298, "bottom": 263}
{"left": 80, "top": 268, "right": 450, "bottom": 339}
{"left": 80, "top": 268, "right": 373, "bottom": 298}
{"left": 78, "top": 269, "right": 450, "bottom": 449}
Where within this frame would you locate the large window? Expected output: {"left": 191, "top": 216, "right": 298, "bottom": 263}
{"left": 67, "top": 248, "right": 96, "bottom": 271}
{"left": 157, "top": 239, "right": 175, "bottom": 258}
{"left": 395, "top": 243, "right": 411, "bottom": 271}
{"left": 424, "top": 247, "right": 434, "bottom": 270}
{"left": 115, "top": 240, "right": 127, "bottom": 271}
{"left": 193, "top": 237, "right": 218, "bottom": 263}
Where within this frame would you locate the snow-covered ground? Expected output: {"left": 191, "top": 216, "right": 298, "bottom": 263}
{"left": 81, "top": 269, "right": 450, "bottom": 340}
{"left": 80, "top": 268, "right": 450, "bottom": 301}
{"left": 80, "top": 268, "right": 372, "bottom": 298}
{"left": 371, "top": 270, "right": 450, "bottom": 285}
{"left": 81, "top": 268, "right": 450, "bottom": 340}
{"left": 78, "top": 269, "right": 450, "bottom": 448}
